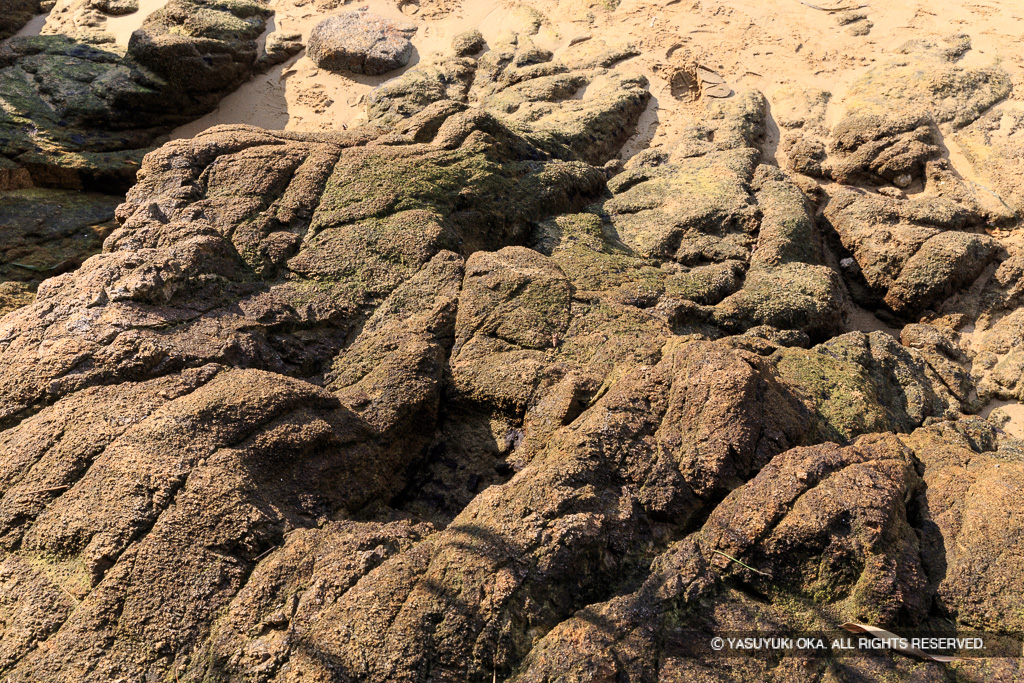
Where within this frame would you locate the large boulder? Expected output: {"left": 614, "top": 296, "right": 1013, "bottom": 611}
{"left": 822, "top": 187, "right": 1001, "bottom": 319}
{"left": 0, "top": 35, "right": 653, "bottom": 680}
{"left": 512, "top": 421, "right": 1024, "bottom": 682}
{"left": 0, "top": 0, "right": 272, "bottom": 191}
{"left": 307, "top": 11, "right": 416, "bottom": 76}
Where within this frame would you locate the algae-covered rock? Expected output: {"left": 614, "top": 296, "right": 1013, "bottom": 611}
{"left": 0, "top": 0, "right": 42, "bottom": 41}
{"left": 773, "top": 331, "right": 960, "bottom": 443}
{"left": 904, "top": 419, "right": 1024, "bottom": 634}
{"left": 2, "top": 12, "right": 1024, "bottom": 682}
{"left": 823, "top": 186, "right": 1000, "bottom": 319}
{"left": 0, "top": 188, "right": 120, "bottom": 315}
{"left": 0, "top": 40, "right": 659, "bottom": 676}
{"left": 451, "top": 28, "right": 485, "bottom": 57}
{"left": 366, "top": 35, "right": 649, "bottom": 164}
{"left": 0, "top": 0, "right": 272, "bottom": 189}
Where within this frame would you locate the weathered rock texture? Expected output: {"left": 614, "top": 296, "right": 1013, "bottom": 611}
{"left": 0, "top": 14, "right": 1023, "bottom": 683}
{"left": 0, "top": 188, "right": 119, "bottom": 315}
{"left": 0, "top": 0, "right": 272, "bottom": 192}
{"left": 307, "top": 10, "right": 416, "bottom": 75}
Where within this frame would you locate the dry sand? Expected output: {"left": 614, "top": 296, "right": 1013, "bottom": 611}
{"left": 11, "top": 11, "right": 49, "bottom": 38}
{"left": 7, "top": 0, "right": 169, "bottom": 46}
{"left": 105, "top": 0, "right": 168, "bottom": 47}
{"left": 168, "top": 0, "right": 1024, "bottom": 151}
{"left": 981, "top": 398, "right": 1024, "bottom": 439}
{"left": 846, "top": 305, "right": 903, "bottom": 338}
{"left": 172, "top": 0, "right": 533, "bottom": 137}
{"left": 13, "top": 0, "right": 1024, "bottom": 158}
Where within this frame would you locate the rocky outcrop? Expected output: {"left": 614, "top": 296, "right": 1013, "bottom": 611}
{"left": 786, "top": 36, "right": 1010, "bottom": 189}
{"left": 823, "top": 188, "right": 1000, "bottom": 319}
{"left": 0, "top": 188, "right": 119, "bottom": 315}
{"left": 1, "top": 11, "right": 1023, "bottom": 683}
{"left": 511, "top": 420, "right": 1024, "bottom": 682}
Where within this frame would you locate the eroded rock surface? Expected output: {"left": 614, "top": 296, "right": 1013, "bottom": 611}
{"left": 307, "top": 11, "right": 416, "bottom": 76}
{"left": 0, "top": 0, "right": 271, "bottom": 191}
{"left": 0, "top": 9, "right": 1023, "bottom": 683}
{"left": 0, "top": 0, "right": 42, "bottom": 41}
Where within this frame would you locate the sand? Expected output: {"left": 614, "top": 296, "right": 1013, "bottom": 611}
{"left": 11, "top": 11, "right": 49, "bottom": 38}
{"left": 105, "top": 0, "right": 169, "bottom": 48}
{"left": 167, "top": 0, "right": 1024, "bottom": 153}
{"left": 5, "top": 0, "right": 169, "bottom": 47}
{"left": 846, "top": 305, "right": 904, "bottom": 338}
{"left": 172, "top": 0, "right": 525, "bottom": 138}
{"left": 981, "top": 398, "right": 1024, "bottom": 439}
{"left": 11, "top": 0, "right": 1023, "bottom": 160}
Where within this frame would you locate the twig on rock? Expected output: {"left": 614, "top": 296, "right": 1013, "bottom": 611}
{"left": 25, "top": 485, "right": 69, "bottom": 495}
{"left": 711, "top": 550, "right": 771, "bottom": 576}
{"left": 58, "top": 583, "right": 80, "bottom": 605}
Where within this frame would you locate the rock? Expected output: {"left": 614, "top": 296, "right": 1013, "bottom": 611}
{"left": 772, "top": 84, "right": 831, "bottom": 131}
{"left": 823, "top": 187, "right": 1000, "bottom": 319}
{"left": 785, "top": 37, "right": 1010, "bottom": 188}
{"left": 772, "top": 331, "right": 961, "bottom": 442}
{"left": 307, "top": 11, "right": 417, "bottom": 75}
{"left": 512, "top": 418, "right": 1024, "bottom": 681}
{"left": 257, "top": 31, "right": 304, "bottom": 70}
{"left": 703, "top": 83, "right": 732, "bottom": 98}
{"left": 0, "top": 0, "right": 273, "bottom": 190}
{"left": 88, "top": 0, "right": 138, "bottom": 15}
{"left": 903, "top": 419, "right": 1024, "bottom": 633}
{"left": 968, "top": 307, "right": 1024, "bottom": 402}
{"left": 696, "top": 66, "right": 724, "bottom": 84}
{"left": 0, "top": 40, "right": 658, "bottom": 677}
{"left": 451, "top": 28, "right": 484, "bottom": 56}
{"left": 836, "top": 11, "right": 868, "bottom": 26}
{"left": 957, "top": 107, "right": 1024, "bottom": 218}
{"left": 848, "top": 20, "right": 873, "bottom": 36}
{"left": 0, "top": 188, "right": 120, "bottom": 316}
{"left": 215, "top": 340, "right": 808, "bottom": 681}
{"left": 2, "top": 16, "right": 1024, "bottom": 682}
{"left": 202, "top": 519, "right": 435, "bottom": 679}
{"left": 0, "top": 0, "right": 42, "bottom": 41}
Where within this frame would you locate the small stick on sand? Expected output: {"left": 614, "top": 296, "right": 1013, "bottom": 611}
{"left": 796, "top": 1, "right": 869, "bottom": 11}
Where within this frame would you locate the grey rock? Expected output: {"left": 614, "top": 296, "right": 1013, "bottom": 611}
{"left": 307, "top": 10, "right": 417, "bottom": 76}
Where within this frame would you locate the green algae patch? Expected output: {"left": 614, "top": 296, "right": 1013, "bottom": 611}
{"left": 773, "top": 345, "right": 890, "bottom": 443}
{"left": 0, "top": 188, "right": 121, "bottom": 315}
{"left": 20, "top": 550, "right": 93, "bottom": 602}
